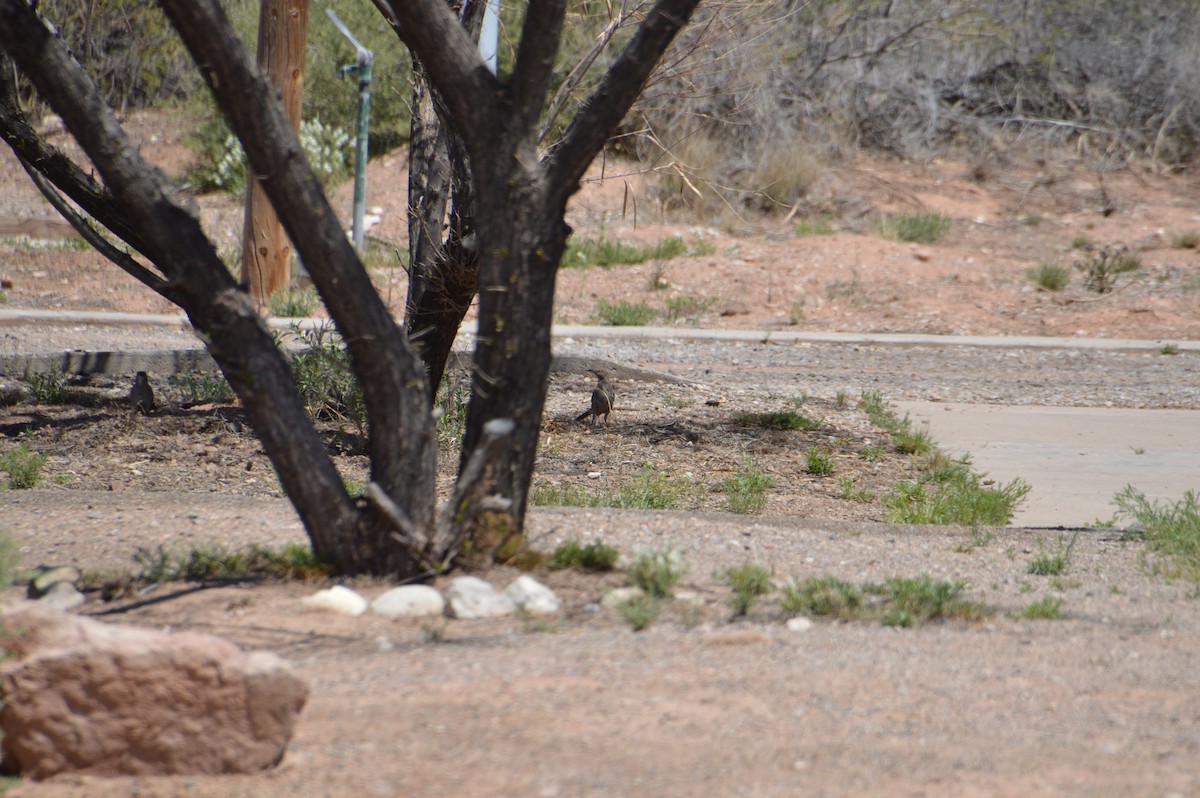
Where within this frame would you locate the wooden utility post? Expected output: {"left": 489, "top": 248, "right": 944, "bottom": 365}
{"left": 242, "top": 0, "right": 308, "bottom": 307}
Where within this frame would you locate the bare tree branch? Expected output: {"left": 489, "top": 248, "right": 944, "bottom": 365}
{"left": 507, "top": 0, "right": 569, "bottom": 134}
{"left": 546, "top": 0, "right": 701, "bottom": 198}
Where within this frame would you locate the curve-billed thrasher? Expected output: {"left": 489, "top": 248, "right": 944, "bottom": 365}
{"left": 575, "top": 369, "right": 614, "bottom": 426}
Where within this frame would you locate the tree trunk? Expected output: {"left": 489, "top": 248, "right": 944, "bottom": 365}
{"left": 242, "top": 0, "right": 308, "bottom": 306}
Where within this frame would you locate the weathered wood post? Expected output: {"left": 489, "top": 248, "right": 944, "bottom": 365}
{"left": 242, "top": 0, "right": 308, "bottom": 308}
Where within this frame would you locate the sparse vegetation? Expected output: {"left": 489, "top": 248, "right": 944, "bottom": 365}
{"left": 1, "top": 443, "right": 48, "bottom": 489}
{"left": 1159, "top": 343, "right": 1179, "bottom": 355}
{"left": 793, "top": 217, "right": 834, "bottom": 237}
{"left": 804, "top": 447, "right": 834, "bottom": 476}
{"left": 723, "top": 460, "right": 775, "bottom": 514}
{"left": 618, "top": 594, "right": 662, "bottom": 631}
{"left": 1114, "top": 486, "right": 1200, "bottom": 585}
{"left": 269, "top": 287, "right": 321, "bottom": 318}
{"left": 1027, "top": 261, "right": 1071, "bottom": 292}
{"left": 0, "top": 529, "right": 19, "bottom": 588}
{"left": 782, "top": 574, "right": 988, "bottom": 626}
{"left": 563, "top": 234, "right": 713, "bottom": 269}
{"left": 1019, "top": 596, "right": 1065, "bottom": 620}
{"left": 627, "top": 546, "right": 685, "bottom": 599}
{"left": 663, "top": 295, "right": 717, "bottom": 323}
{"left": 876, "top": 212, "right": 952, "bottom": 244}
{"left": 595, "top": 300, "right": 657, "bottom": 326}
{"left": 287, "top": 325, "right": 366, "bottom": 434}
{"left": 788, "top": 302, "right": 805, "bottom": 325}
{"left": 24, "top": 370, "right": 70, "bottom": 405}
{"left": 169, "top": 371, "right": 233, "bottom": 404}
{"left": 131, "top": 542, "right": 333, "bottom": 584}
{"left": 1028, "top": 531, "right": 1080, "bottom": 576}
{"left": 736, "top": 410, "right": 820, "bottom": 431}
{"left": 532, "top": 469, "right": 701, "bottom": 511}
{"left": 1170, "top": 230, "right": 1199, "bottom": 249}
{"left": 1076, "top": 244, "right": 1141, "bottom": 294}
{"left": 723, "top": 563, "right": 773, "bottom": 616}
{"left": 550, "top": 539, "right": 620, "bottom": 572}
{"left": 884, "top": 455, "right": 1030, "bottom": 527}
{"left": 836, "top": 477, "right": 874, "bottom": 503}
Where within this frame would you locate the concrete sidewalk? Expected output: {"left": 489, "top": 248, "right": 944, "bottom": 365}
{"left": 896, "top": 401, "right": 1200, "bottom": 527}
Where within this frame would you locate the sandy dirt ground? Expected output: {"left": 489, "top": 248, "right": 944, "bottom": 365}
{"left": 0, "top": 111, "right": 1198, "bottom": 797}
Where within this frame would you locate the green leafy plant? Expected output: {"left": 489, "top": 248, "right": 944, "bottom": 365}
{"left": 793, "top": 217, "right": 834, "bottom": 237}
{"left": 169, "top": 371, "right": 233, "bottom": 404}
{"left": 884, "top": 459, "right": 1030, "bottom": 526}
{"left": 1113, "top": 486, "right": 1200, "bottom": 584}
{"left": 1028, "top": 530, "right": 1080, "bottom": 576}
{"left": 595, "top": 300, "right": 657, "bottom": 326}
{"left": 781, "top": 575, "right": 863, "bottom": 619}
{"left": 723, "top": 563, "right": 773, "bottom": 616}
{"left": 24, "top": 370, "right": 70, "bottom": 404}
{"left": 269, "top": 287, "right": 321, "bottom": 318}
{"left": 288, "top": 324, "right": 365, "bottom": 434}
{"left": 873, "top": 575, "right": 989, "bottom": 627}
{"left": 1159, "top": 343, "right": 1179, "bottom": 355}
{"left": 836, "top": 477, "right": 874, "bottom": 503}
{"left": 804, "top": 447, "right": 834, "bottom": 476}
{"left": 1019, "top": 596, "right": 1064, "bottom": 620}
{"left": 628, "top": 546, "right": 685, "bottom": 599}
{"left": 1027, "top": 261, "right": 1071, "bottom": 292}
{"left": 1, "top": 443, "right": 48, "bottom": 489}
{"left": 189, "top": 117, "right": 352, "bottom": 194}
{"left": 618, "top": 594, "right": 662, "bottom": 631}
{"left": 434, "top": 379, "right": 470, "bottom": 448}
{"left": 723, "top": 460, "right": 775, "bottom": 514}
{"left": 876, "top": 212, "right": 952, "bottom": 244}
{"left": 551, "top": 539, "right": 620, "bottom": 572}
{"left": 735, "top": 410, "right": 820, "bottom": 431}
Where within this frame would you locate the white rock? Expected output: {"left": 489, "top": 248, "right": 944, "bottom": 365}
{"left": 447, "top": 576, "right": 516, "bottom": 619}
{"left": 370, "top": 585, "right": 445, "bottom": 618}
{"left": 503, "top": 575, "right": 560, "bottom": 615}
{"left": 300, "top": 585, "right": 368, "bottom": 616}
{"left": 38, "top": 581, "right": 85, "bottom": 611}
{"left": 600, "top": 586, "right": 645, "bottom": 609}
{"left": 786, "top": 616, "right": 814, "bottom": 632}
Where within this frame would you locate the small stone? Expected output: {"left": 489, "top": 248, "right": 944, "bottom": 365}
{"left": 38, "top": 581, "right": 85, "bottom": 612}
{"left": 912, "top": 248, "right": 931, "bottom": 262}
{"left": 300, "top": 585, "right": 368, "bottom": 616}
{"left": 447, "top": 576, "right": 516, "bottom": 619}
{"left": 370, "top": 585, "right": 445, "bottom": 618}
{"left": 503, "top": 576, "right": 559, "bottom": 615}
{"left": 600, "top": 586, "right": 645, "bottom": 609}
{"left": 786, "top": 617, "right": 814, "bottom": 632}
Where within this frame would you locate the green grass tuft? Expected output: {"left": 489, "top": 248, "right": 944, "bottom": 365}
{"left": 628, "top": 546, "right": 685, "bottom": 599}
{"left": 723, "top": 460, "right": 775, "bottom": 514}
{"left": 876, "top": 212, "right": 952, "bottom": 244}
{"left": 1, "top": 443, "right": 48, "bottom": 489}
{"left": 550, "top": 539, "right": 620, "bottom": 572}
{"left": 735, "top": 410, "right": 820, "bottom": 431}
{"left": 1113, "top": 486, "right": 1200, "bottom": 585}
{"left": 723, "top": 563, "right": 773, "bottom": 616}
{"left": 595, "top": 299, "right": 657, "bottom": 326}
{"left": 804, "top": 447, "right": 834, "bottom": 476}
{"left": 1019, "top": 596, "right": 1065, "bottom": 619}
{"left": 1027, "top": 261, "right": 1071, "bottom": 292}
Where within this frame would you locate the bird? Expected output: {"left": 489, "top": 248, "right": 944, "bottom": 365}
{"left": 575, "top": 369, "right": 615, "bottom": 426}
{"left": 128, "top": 371, "right": 155, "bottom": 414}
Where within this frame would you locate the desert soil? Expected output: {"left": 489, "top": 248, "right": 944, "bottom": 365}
{"left": 0, "top": 111, "right": 1198, "bottom": 797}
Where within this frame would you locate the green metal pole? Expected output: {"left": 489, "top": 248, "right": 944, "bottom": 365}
{"left": 351, "top": 55, "right": 371, "bottom": 252}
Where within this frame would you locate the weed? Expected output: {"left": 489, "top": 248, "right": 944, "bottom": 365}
{"left": 342, "top": 478, "right": 365, "bottom": 499}
{"left": 804, "top": 447, "right": 834, "bottom": 475}
{"left": 530, "top": 483, "right": 605, "bottom": 508}
{"left": 861, "top": 445, "right": 884, "bottom": 462}
{"left": 288, "top": 324, "right": 365, "bottom": 434}
{"left": 859, "top": 390, "right": 888, "bottom": 418}
{"left": 269, "top": 287, "right": 320, "bottom": 318}
{"left": 1075, "top": 243, "right": 1141, "bottom": 294}
{"left": 1028, "top": 530, "right": 1080, "bottom": 576}
{"left": 793, "top": 217, "right": 834, "bottom": 237}
{"left": 434, "top": 379, "right": 470, "bottom": 448}
{"left": 169, "top": 371, "right": 233, "bottom": 404}
{"left": 1027, "top": 261, "right": 1071, "bottom": 292}
{"left": 891, "top": 421, "right": 934, "bottom": 455}
{"left": 736, "top": 409, "right": 820, "bottom": 431}
{"left": 834, "top": 390, "right": 850, "bottom": 409}
{"left": 1021, "top": 213, "right": 1042, "bottom": 226}
{"left": 189, "top": 117, "right": 352, "bottom": 194}
{"left": 884, "top": 455, "right": 1030, "bottom": 526}
{"left": 628, "top": 546, "right": 685, "bottom": 599}
{"left": 872, "top": 575, "right": 990, "bottom": 627}
{"left": 0, "top": 529, "right": 19, "bottom": 588}
{"left": 619, "top": 594, "right": 662, "bottom": 631}
{"left": 1113, "top": 486, "right": 1200, "bottom": 584}
{"left": 595, "top": 300, "right": 657, "bottom": 326}
{"left": 1170, "top": 230, "right": 1199, "bottom": 249}
{"left": 131, "top": 542, "right": 333, "bottom": 583}
{"left": 954, "top": 526, "right": 994, "bottom": 553}
{"left": 421, "top": 622, "right": 446, "bottom": 643}
{"left": 1070, "top": 234, "right": 1094, "bottom": 249}
{"left": 723, "top": 460, "right": 775, "bottom": 514}
{"left": 1019, "top": 596, "right": 1064, "bottom": 620}
{"left": 836, "top": 477, "right": 875, "bottom": 503}
{"left": 663, "top": 295, "right": 717, "bottom": 323}
{"left": 532, "top": 470, "right": 700, "bottom": 511}
{"left": 781, "top": 575, "right": 863, "bottom": 619}
{"left": 550, "top": 539, "right": 620, "bottom": 572}
{"left": 788, "top": 301, "right": 805, "bottom": 325}
{"left": 24, "top": 370, "right": 70, "bottom": 404}
{"left": 876, "top": 212, "right": 952, "bottom": 244}
{"left": 1, "top": 443, "right": 48, "bottom": 489}
{"left": 563, "top": 234, "right": 712, "bottom": 268}
{"left": 1159, "top": 343, "right": 1179, "bottom": 355}
{"left": 723, "top": 563, "right": 773, "bottom": 616}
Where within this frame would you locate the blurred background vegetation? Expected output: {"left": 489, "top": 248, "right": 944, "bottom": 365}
{"left": 25, "top": 0, "right": 1200, "bottom": 212}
